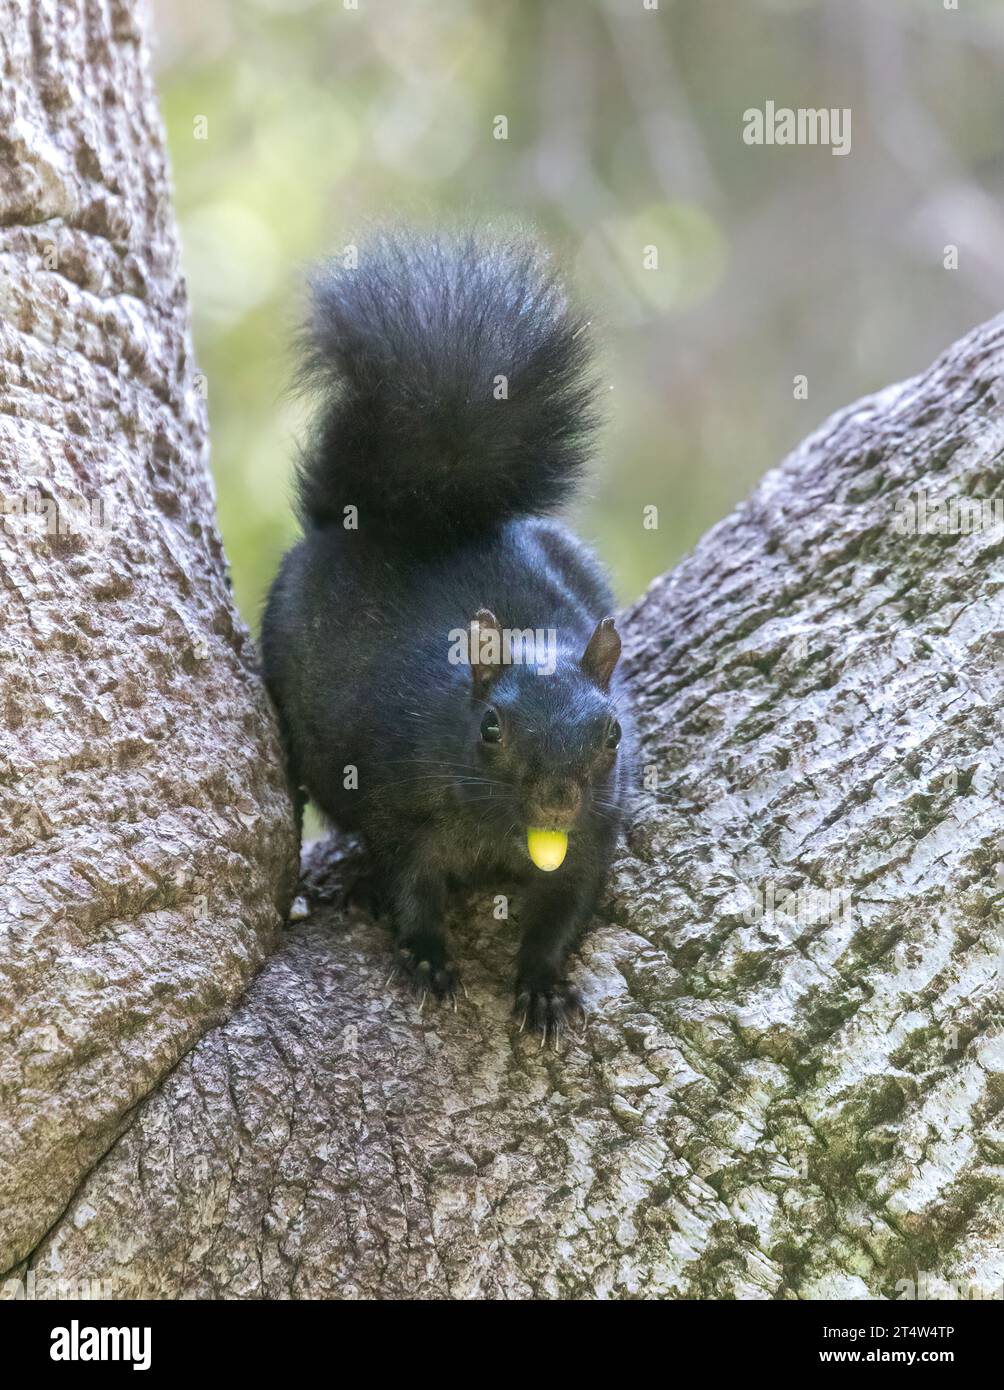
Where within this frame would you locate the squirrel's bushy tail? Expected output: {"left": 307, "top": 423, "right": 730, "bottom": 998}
{"left": 294, "top": 229, "right": 598, "bottom": 545}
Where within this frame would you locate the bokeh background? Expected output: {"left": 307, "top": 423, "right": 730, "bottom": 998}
{"left": 152, "top": 0, "right": 1004, "bottom": 626}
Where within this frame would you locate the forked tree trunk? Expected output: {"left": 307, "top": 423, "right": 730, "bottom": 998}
{"left": 3, "top": 0, "right": 1002, "bottom": 1302}
{"left": 0, "top": 0, "right": 298, "bottom": 1276}
{"left": 15, "top": 331, "right": 1004, "bottom": 1296}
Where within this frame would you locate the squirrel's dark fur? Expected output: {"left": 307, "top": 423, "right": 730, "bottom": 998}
{"left": 262, "top": 229, "right": 634, "bottom": 1038}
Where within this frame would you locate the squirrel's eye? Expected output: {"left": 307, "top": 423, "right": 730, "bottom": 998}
{"left": 605, "top": 719, "right": 622, "bottom": 750}
{"left": 480, "top": 710, "right": 502, "bottom": 744}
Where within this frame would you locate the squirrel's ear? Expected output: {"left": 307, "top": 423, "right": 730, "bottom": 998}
{"left": 581, "top": 616, "right": 621, "bottom": 692}
{"left": 471, "top": 608, "right": 504, "bottom": 697}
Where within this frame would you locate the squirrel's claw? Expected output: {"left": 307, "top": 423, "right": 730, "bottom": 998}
{"left": 514, "top": 983, "right": 584, "bottom": 1046}
{"left": 393, "top": 945, "right": 461, "bottom": 1008}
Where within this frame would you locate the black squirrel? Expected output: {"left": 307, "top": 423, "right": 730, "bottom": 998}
{"left": 261, "top": 229, "right": 634, "bottom": 1038}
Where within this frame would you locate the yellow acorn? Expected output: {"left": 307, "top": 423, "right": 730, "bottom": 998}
{"left": 526, "top": 827, "right": 569, "bottom": 872}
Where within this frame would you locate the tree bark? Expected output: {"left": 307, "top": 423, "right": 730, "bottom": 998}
{"left": 14, "top": 298, "right": 1004, "bottom": 1295}
{"left": 0, "top": 0, "right": 298, "bottom": 1276}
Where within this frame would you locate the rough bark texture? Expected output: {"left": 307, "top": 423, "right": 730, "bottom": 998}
{"left": 19, "top": 309, "right": 1004, "bottom": 1297}
{"left": 0, "top": 0, "right": 298, "bottom": 1275}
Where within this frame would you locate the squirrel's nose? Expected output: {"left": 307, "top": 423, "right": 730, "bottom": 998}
{"left": 530, "top": 780, "right": 582, "bottom": 829}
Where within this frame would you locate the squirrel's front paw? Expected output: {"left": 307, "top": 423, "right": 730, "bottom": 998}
{"left": 514, "top": 981, "right": 585, "bottom": 1044}
{"left": 393, "top": 939, "right": 460, "bottom": 1006}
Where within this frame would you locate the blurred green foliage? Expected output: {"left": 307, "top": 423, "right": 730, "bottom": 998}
{"left": 153, "top": 0, "right": 1004, "bottom": 627}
